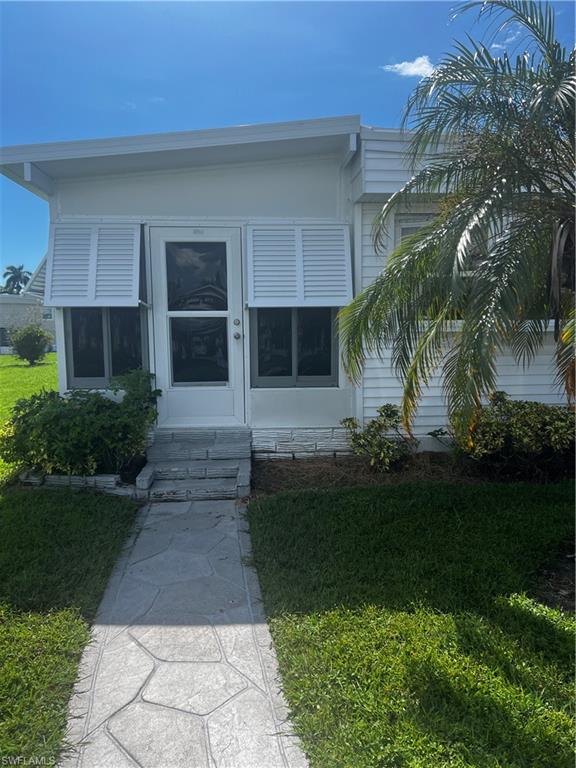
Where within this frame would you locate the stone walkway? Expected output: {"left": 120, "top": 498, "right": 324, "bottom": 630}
{"left": 61, "top": 500, "right": 307, "bottom": 768}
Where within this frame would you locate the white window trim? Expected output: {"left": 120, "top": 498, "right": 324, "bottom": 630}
{"left": 250, "top": 307, "right": 339, "bottom": 388}
{"left": 65, "top": 307, "right": 148, "bottom": 389}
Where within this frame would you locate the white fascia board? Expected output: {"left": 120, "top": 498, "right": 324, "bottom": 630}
{"left": 0, "top": 164, "right": 51, "bottom": 200}
{"left": 341, "top": 133, "right": 358, "bottom": 167}
{"left": 24, "top": 162, "right": 54, "bottom": 195}
{"left": 0, "top": 115, "right": 361, "bottom": 165}
{"left": 360, "top": 126, "right": 412, "bottom": 141}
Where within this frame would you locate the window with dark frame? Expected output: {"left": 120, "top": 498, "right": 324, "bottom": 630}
{"left": 251, "top": 307, "right": 338, "bottom": 388}
{"left": 66, "top": 307, "right": 147, "bottom": 388}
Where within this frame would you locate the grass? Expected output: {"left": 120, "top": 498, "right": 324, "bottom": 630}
{"left": 248, "top": 482, "right": 575, "bottom": 768}
{"left": 0, "top": 487, "right": 138, "bottom": 761}
{"left": 0, "top": 353, "right": 58, "bottom": 484}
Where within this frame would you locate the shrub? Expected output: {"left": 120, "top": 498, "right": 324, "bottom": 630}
{"left": 10, "top": 324, "right": 52, "bottom": 365}
{"left": 342, "top": 404, "right": 416, "bottom": 472}
{"left": 452, "top": 392, "right": 575, "bottom": 478}
{"left": 0, "top": 371, "right": 160, "bottom": 476}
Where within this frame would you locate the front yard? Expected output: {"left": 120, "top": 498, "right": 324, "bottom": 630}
{"left": 0, "top": 354, "right": 138, "bottom": 761}
{"left": 0, "top": 487, "right": 137, "bottom": 761}
{"left": 249, "top": 482, "right": 575, "bottom": 768}
{"left": 0, "top": 353, "right": 57, "bottom": 483}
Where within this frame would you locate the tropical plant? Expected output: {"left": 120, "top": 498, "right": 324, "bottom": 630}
{"left": 2, "top": 264, "right": 31, "bottom": 294}
{"left": 451, "top": 391, "right": 574, "bottom": 478}
{"left": 339, "top": 0, "right": 575, "bottom": 437}
{"left": 341, "top": 404, "right": 416, "bottom": 471}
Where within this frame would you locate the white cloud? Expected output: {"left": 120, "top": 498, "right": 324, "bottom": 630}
{"left": 121, "top": 100, "right": 137, "bottom": 111}
{"left": 149, "top": 96, "right": 166, "bottom": 104}
{"left": 381, "top": 55, "right": 434, "bottom": 78}
{"left": 491, "top": 25, "right": 522, "bottom": 50}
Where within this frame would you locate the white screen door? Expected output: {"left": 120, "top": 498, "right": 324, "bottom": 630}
{"left": 150, "top": 227, "right": 245, "bottom": 426}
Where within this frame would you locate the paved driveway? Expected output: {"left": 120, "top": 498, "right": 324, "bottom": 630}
{"left": 61, "top": 500, "right": 307, "bottom": 768}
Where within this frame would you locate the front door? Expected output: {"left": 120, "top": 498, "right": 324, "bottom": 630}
{"left": 150, "top": 227, "right": 245, "bottom": 426}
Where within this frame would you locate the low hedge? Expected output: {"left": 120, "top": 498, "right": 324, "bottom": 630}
{"left": 454, "top": 392, "right": 574, "bottom": 479}
{"left": 0, "top": 370, "right": 159, "bottom": 476}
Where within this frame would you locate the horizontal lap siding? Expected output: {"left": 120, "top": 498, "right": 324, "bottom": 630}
{"left": 363, "top": 138, "right": 414, "bottom": 194}
{"left": 359, "top": 204, "right": 565, "bottom": 435}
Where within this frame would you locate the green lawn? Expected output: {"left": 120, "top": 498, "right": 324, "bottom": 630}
{"left": 0, "top": 353, "right": 58, "bottom": 483}
{"left": 248, "top": 482, "right": 575, "bottom": 768}
{"left": 0, "top": 487, "right": 138, "bottom": 761}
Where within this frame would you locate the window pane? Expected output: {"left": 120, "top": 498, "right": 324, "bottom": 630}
{"left": 166, "top": 242, "right": 227, "bottom": 311}
{"left": 110, "top": 308, "right": 143, "bottom": 376}
{"left": 70, "top": 308, "right": 105, "bottom": 378}
{"left": 257, "top": 309, "right": 292, "bottom": 377}
{"left": 297, "top": 308, "right": 333, "bottom": 377}
{"left": 171, "top": 317, "right": 228, "bottom": 383}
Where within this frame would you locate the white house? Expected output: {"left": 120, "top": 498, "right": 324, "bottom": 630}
{"left": 0, "top": 115, "right": 562, "bottom": 460}
{"left": 0, "top": 290, "right": 55, "bottom": 354}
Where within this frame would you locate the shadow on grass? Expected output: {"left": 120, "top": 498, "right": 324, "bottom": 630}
{"left": 406, "top": 653, "right": 574, "bottom": 768}
{"left": 248, "top": 482, "right": 575, "bottom": 767}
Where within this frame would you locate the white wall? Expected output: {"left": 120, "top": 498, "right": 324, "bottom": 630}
{"left": 55, "top": 156, "right": 342, "bottom": 221}
{"left": 54, "top": 155, "right": 355, "bottom": 429}
{"left": 359, "top": 203, "right": 565, "bottom": 445}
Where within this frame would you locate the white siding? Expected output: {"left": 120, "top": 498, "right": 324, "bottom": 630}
{"left": 359, "top": 132, "right": 414, "bottom": 196}
{"left": 359, "top": 203, "right": 565, "bottom": 440}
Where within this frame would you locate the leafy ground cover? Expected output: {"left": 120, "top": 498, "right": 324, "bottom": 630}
{"left": 0, "top": 487, "right": 138, "bottom": 761}
{"left": 248, "top": 482, "right": 574, "bottom": 768}
{"left": 0, "top": 353, "right": 57, "bottom": 484}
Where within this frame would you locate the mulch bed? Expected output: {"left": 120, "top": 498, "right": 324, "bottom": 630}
{"left": 251, "top": 452, "right": 482, "bottom": 496}
{"left": 534, "top": 541, "right": 575, "bottom": 613}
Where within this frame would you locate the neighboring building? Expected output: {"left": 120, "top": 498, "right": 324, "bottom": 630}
{"left": 0, "top": 116, "right": 563, "bottom": 451}
{"left": 0, "top": 286, "right": 55, "bottom": 353}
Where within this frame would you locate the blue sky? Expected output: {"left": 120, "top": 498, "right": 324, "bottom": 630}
{"left": 0, "top": 0, "right": 573, "bottom": 275}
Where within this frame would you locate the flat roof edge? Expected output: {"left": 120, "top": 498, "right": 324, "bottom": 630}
{"left": 0, "top": 115, "right": 362, "bottom": 164}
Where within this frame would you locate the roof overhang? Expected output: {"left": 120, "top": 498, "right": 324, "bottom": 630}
{"left": 0, "top": 115, "right": 361, "bottom": 199}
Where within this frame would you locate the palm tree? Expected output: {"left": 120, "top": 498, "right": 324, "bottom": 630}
{"left": 339, "top": 0, "right": 575, "bottom": 436}
{"left": 2, "top": 264, "right": 32, "bottom": 294}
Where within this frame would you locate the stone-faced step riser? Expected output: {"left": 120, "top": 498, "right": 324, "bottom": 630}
{"left": 147, "top": 445, "right": 251, "bottom": 462}
{"left": 153, "top": 429, "right": 251, "bottom": 444}
{"left": 154, "top": 465, "right": 239, "bottom": 480}
{"left": 149, "top": 487, "right": 239, "bottom": 501}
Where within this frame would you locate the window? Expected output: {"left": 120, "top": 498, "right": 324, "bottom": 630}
{"left": 395, "top": 215, "right": 435, "bottom": 247}
{"left": 0, "top": 328, "right": 11, "bottom": 347}
{"left": 251, "top": 308, "right": 338, "bottom": 387}
{"left": 65, "top": 307, "right": 147, "bottom": 388}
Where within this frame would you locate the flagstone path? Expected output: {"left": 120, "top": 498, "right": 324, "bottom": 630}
{"left": 60, "top": 500, "right": 307, "bottom": 768}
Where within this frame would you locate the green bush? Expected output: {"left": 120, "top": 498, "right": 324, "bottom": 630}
{"left": 342, "top": 404, "right": 416, "bottom": 472}
{"left": 454, "top": 392, "right": 575, "bottom": 478}
{"left": 11, "top": 324, "right": 52, "bottom": 365}
{"left": 0, "top": 370, "right": 160, "bottom": 476}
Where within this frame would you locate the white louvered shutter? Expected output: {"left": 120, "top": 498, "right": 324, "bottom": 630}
{"left": 24, "top": 256, "right": 47, "bottom": 298}
{"left": 44, "top": 223, "right": 140, "bottom": 307}
{"left": 247, "top": 225, "right": 352, "bottom": 307}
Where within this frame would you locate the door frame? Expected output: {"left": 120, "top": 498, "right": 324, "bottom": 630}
{"left": 148, "top": 225, "right": 246, "bottom": 426}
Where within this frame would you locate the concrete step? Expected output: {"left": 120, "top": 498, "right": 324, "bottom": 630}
{"left": 147, "top": 441, "right": 251, "bottom": 462}
{"left": 153, "top": 459, "right": 240, "bottom": 481}
{"left": 153, "top": 428, "right": 251, "bottom": 445}
{"left": 149, "top": 477, "right": 239, "bottom": 501}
